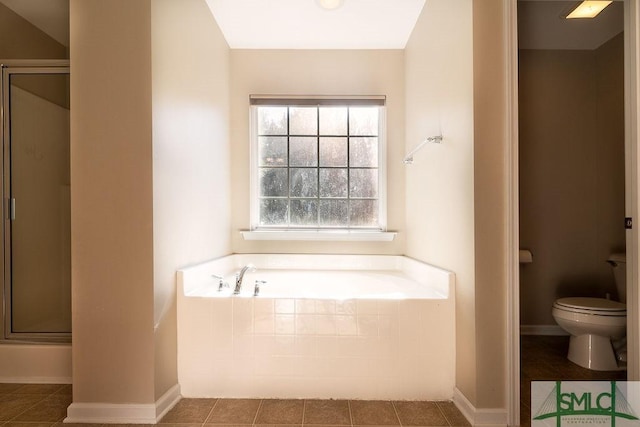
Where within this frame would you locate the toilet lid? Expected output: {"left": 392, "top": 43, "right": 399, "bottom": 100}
{"left": 555, "top": 297, "right": 626, "bottom": 313}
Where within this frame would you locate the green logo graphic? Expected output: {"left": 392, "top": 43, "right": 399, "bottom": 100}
{"left": 533, "top": 381, "right": 639, "bottom": 427}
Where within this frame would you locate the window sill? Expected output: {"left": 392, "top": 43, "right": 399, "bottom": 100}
{"left": 241, "top": 230, "right": 397, "bottom": 242}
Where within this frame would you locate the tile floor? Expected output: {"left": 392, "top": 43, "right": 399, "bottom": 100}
{"left": 160, "top": 398, "right": 470, "bottom": 427}
{"left": 520, "top": 335, "right": 626, "bottom": 427}
{"left": 0, "top": 383, "right": 470, "bottom": 427}
{"left": 0, "top": 383, "right": 72, "bottom": 426}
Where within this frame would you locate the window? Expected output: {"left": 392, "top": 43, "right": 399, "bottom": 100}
{"left": 250, "top": 96, "right": 386, "bottom": 232}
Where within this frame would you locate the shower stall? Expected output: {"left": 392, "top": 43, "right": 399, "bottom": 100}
{"left": 0, "top": 61, "right": 70, "bottom": 343}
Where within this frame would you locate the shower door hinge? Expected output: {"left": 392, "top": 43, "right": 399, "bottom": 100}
{"left": 625, "top": 217, "right": 633, "bottom": 229}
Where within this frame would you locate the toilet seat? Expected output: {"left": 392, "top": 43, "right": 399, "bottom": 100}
{"left": 554, "top": 297, "right": 626, "bottom": 316}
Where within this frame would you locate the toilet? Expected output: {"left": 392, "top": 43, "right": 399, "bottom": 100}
{"left": 551, "top": 253, "right": 627, "bottom": 371}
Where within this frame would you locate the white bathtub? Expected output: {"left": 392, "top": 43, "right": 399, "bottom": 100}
{"left": 177, "top": 254, "right": 455, "bottom": 400}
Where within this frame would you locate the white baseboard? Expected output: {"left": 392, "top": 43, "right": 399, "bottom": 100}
{"left": 520, "top": 325, "right": 569, "bottom": 336}
{"left": 64, "top": 383, "right": 181, "bottom": 424}
{"left": 155, "top": 383, "right": 182, "bottom": 422}
{"left": 453, "top": 387, "right": 507, "bottom": 427}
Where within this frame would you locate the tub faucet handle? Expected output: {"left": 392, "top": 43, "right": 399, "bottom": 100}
{"left": 254, "top": 280, "right": 267, "bottom": 296}
{"left": 212, "top": 274, "right": 229, "bottom": 291}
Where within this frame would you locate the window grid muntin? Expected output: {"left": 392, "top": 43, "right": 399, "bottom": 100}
{"left": 257, "top": 104, "right": 381, "bottom": 229}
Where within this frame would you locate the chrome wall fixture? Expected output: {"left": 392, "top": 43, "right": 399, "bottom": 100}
{"left": 403, "top": 135, "right": 443, "bottom": 164}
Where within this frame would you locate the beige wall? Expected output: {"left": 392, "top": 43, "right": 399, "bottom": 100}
{"left": 405, "top": 0, "right": 477, "bottom": 405}
{"left": 151, "top": 0, "right": 231, "bottom": 400}
{"left": 230, "top": 49, "right": 405, "bottom": 254}
{"left": 70, "top": 0, "right": 155, "bottom": 403}
{"left": 65, "top": 0, "right": 516, "bottom": 416}
{"left": 519, "top": 34, "right": 625, "bottom": 326}
{"left": 70, "top": 0, "right": 231, "bottom": 405}
{"left": 0, "top": 2, "right": 67, "bottom": 59}
{"left": 472, "top": 0, "right": 507, "bottom": 410}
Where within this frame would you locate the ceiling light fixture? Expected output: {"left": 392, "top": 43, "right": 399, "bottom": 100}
{"left": 316, "top": 0, "right": 344, "bottom": 11}
{"left": 565, "top": 1, "right": 612, "bottom": 19}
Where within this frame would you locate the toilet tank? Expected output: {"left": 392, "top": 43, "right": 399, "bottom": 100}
{"left": 607, "top": 253, "right": 626, "bottom": 303}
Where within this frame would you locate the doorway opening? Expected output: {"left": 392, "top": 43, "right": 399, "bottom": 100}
{"left": 510, "top": 0, "right": 640, "bottom": 425}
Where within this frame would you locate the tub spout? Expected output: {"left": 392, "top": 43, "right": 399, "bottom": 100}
{"left": 234, "top": 264, "right": 256, "bottom": 294}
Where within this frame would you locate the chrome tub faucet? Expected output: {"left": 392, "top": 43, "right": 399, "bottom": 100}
{"left": 234, "top": 264, "right": 256, "bottom": 294}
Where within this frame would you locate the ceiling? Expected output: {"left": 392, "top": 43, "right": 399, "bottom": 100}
{"left": 0, "top": 0, "right": 625, "bottom": 51}
{"left": 204, "top": 0, "right": 426, "bottom": 49}
{"left": 0, "top": 0, "right": 69, "bottom": 47}
{"left": 518, "top": 0, "right": 624, "bottom": 50}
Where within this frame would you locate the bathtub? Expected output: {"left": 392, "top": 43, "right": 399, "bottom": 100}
{"left": 177, "top": 254, "right": 455, "bottom": 400}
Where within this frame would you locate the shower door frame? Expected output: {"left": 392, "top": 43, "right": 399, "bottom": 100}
{"left": 0, "top": 60, "right": 71, "bottom": 343}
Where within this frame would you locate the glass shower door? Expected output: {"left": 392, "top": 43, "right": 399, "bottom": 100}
{"left": 1, "top": 64, "right": 71, "bottom": 342}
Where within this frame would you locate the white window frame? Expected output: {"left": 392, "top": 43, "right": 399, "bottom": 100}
{"left": 245, "top": 95, "right": 395, "bottom": 241}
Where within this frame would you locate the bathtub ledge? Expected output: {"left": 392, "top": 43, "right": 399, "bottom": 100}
{"left": 241, "top": 230, "right": 397, "bottom": 241}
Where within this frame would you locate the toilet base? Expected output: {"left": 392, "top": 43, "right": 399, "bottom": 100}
{"left": 568, "top": 334, "right": 622, "bottom": 371}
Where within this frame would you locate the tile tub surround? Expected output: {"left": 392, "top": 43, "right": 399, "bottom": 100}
{"left": 177, "top": 254, "right": 455, "bottom": 400}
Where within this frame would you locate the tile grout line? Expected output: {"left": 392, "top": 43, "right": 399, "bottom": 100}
{"left": 347, "top": 400, "right": 354, "bottom": 427}
{"left": 390, "top": 400, "right": 403, "bottom": 427}
{"left": 201, "top": 397, "right": 221, "bottom": 427}
{"left": 5, "top": 390, "right": 54, "bottom": 423}
{"left": 302, "top": 398, "right": 307, "bottom": 427}
{"left": 252, "top": 399, "right": 264, "bottom": 425}
{"left": 435, "top": 401, "right": 452, "bottom": 427}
